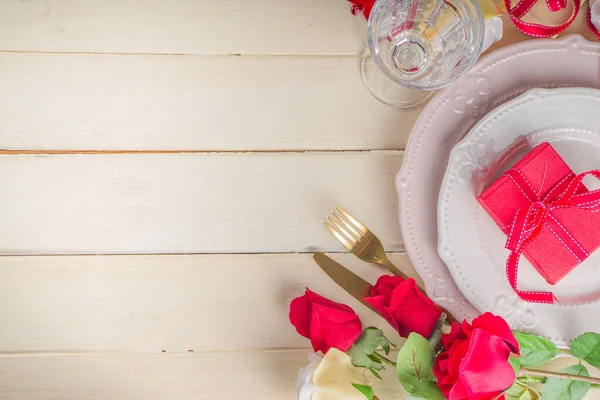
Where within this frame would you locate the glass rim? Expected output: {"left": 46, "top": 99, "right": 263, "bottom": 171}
{"left": 366, "top": 0, "right": 485, "bottom": 91}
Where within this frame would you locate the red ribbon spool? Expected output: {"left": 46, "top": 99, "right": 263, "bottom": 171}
{"left": 504, "top": 0, "right": 600, "bottom": 39}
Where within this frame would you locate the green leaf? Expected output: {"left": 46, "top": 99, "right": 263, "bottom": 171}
{"left": 374, "top": 353, "right": 396, "bottom": 366}
{"left": 352, "top": 384, "right": 374, "bottom": 400}
{"left": 514, "top": 332, "right": 558, "bottom": 367}
{"left": 368, "top": 367, "right": 382, "bottom": 380}
{"left": 505, "top": 382, "right": 541, "bottom": 400}
{"left": 541, "top": 364, "right": 591, "bottom": 400}
{"left": 571, "top": 333, "right": 600, "bottom": 369}
{"left": 396, "top": 332, "right": 436, "bottom": 392}
{"left": 509, "top": 358, "right": 521, "bottom": 375}
{"left": 367, "top": 354, "right": 380, "bottom": 362}
{"left": 348, "top": 327, "right": 395, "bottom": 371}
{"left": 428, "top": 313, "right": 447, "bottom": 353}
{"left": 381, "top": 339, "right": 391, "bottom": 355}
{"left": 518, "top": 375, "right": 547, "bottom": 384}
{"left": 406, "top": 381, "right": 445, "bottom": 400}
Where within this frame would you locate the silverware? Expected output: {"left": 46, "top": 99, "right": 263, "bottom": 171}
{"left": 323, "top": 205, "right": 456, "bottom": 323}
{"left": 313, "top": 252, "right": 379, "bottom": 315}
{"left": 323, "top": 205, "right": 408, "bottom": 279}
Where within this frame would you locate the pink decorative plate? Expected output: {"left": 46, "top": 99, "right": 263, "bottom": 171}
{"left": 396, "top": 35, "right": 600, "bottom": 323}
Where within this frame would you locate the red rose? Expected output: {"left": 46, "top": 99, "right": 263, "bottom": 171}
{"left": 289, "top": 288, "right": 362, "bottom": 353}
{"left": 434, "top": 313, "right": 520, "bottom": 400}
{"left": 347, "top": 0, "right": 375, "bottom": 19}
{"left": 364, "top": 275, "right": 441, "bottom": 338}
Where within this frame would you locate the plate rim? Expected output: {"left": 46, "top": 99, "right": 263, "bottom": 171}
{"left": 436, "top": 87, "right": 600, "bottom": 343}
{"left": 395, "top": 34, "right": 600, "bottom": 327}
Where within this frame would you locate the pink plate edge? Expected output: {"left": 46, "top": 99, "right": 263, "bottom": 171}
{"left": 395, "top": 34, "right": 600, "bottom": 323}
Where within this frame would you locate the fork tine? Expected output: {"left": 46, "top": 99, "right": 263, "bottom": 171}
{"left": 331, "top": 210, "right": 363, "bottom": 239}
{"left": 327, "top": 216, "right": 358, "bottom": 245}
{"left": 335, "top": 205, "right": 368, "bottom": 234}
{"left": 323, "top": 220, "right": 354, "bottom": 251}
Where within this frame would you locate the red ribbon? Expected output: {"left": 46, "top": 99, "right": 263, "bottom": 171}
{"left": 505, "top": 169, "right": 600, "bottom": 303}
{"left": 588, "top": 7, "right": 600, "bottom": 39}
{"left": 504, "top": 0, "right": 599, "bottom": 38}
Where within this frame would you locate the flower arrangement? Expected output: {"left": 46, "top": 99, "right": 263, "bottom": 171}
{"left": 289, "top": 275, "right": 600, "bottom": 400}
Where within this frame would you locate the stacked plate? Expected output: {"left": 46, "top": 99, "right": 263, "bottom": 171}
{"left": 396, "top": 35, "right": 600, "bottom": 346}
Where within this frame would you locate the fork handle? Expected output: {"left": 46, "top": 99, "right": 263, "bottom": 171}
{"left": 378, "top": 258, "right": 458, "bottom": 324}
{"left": 380, "top": 258, "right": 411, "bottom": 280}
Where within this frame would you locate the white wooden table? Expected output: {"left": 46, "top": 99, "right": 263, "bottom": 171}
{"left": 0, "top": 1, "right": 598, "bottom": 399}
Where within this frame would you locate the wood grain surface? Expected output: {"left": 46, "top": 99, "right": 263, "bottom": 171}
{"left": 0, "top": 153, "right": 403, "bottom": 254}
{"left": 0, "top": 253, "right": 416, "bottom": 353}
{"left": 0, "top": 54, "right": 420, "bottom": 151}
{"left": 1, "top": 0, "right": 599, "bottom": 399}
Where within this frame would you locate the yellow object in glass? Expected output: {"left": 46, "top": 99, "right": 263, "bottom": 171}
{"left": 477, "top": 0, "right": 507, "bottom": 19}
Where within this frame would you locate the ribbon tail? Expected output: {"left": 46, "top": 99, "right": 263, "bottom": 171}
{"left": 589, "top": 6, "right": 600, "bottom": 40}
{"left": 506, "top": 251, "right": 556, "bottom": 304}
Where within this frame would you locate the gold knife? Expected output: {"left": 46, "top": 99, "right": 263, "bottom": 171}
{"left": 313, "top": 252, "right": 380, "bottom": 315}
{"left": 314, "top": 252, "right": 456, "bottom": 324}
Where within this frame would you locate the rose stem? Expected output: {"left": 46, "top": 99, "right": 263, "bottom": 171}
{"left": 521, "top": 367, "right": 600, "bottom": 384}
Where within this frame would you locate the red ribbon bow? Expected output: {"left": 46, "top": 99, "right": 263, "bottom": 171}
{"left": 505, "top": 168, "right": 600, "bottom": 303}
{"left": 504, "top": 0, "right": 600, "bottom": 39}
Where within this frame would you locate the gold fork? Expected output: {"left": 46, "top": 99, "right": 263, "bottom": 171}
{"left": 323, "top": 205, "right": 456, "bottom": 323}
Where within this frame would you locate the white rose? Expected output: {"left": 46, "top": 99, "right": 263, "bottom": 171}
{"left": 296, "top": 353, "right": 322, "bottom": 400}
{"left": 295, "top": 348, "right": 372, "bottom": 400}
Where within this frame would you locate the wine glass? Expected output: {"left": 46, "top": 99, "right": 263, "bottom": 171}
{"left": 363, "top": 0, "right": 485, "bottom": 107}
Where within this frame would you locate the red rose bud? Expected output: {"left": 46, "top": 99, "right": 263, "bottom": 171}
{"left": 434, "top": 313, "right": 520, "bottom": 400}
{"left": 289, "top": 288, "right": 363, "bottom": 354}
{"left": 364, "top": 275, "right": 441, "bottom": 338}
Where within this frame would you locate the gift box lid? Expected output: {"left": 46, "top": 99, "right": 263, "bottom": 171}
{"left": 477, "top": 142, "right": 576, "bottom": 231}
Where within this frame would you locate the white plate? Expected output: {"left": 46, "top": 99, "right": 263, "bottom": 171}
{"left": 396, "top": 35, "right": 600, "bottom": 326}
{"left": 438, "top": 88, "right": 600, "bottom": 345}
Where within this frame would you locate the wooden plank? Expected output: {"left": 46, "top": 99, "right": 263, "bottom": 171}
{"left": 0, "top": 253, "right": 419, "bottom": 352}
{"left": 0, "top": 0, "right": 361, "bottom": 54}
{"left": 0, "top": 1, "right": 594, "bottom": 57}
{"left": 0, "top": 152, "right": 403, "bottom": 254}
{"left": 1, "top": 352, "right": 599, "bottom": 400}
{"left": 0, "top": 351, "right": 409, "bottom": 400}
{"left": 0, "top": 53, "right": 418, "bottom": 151}
{"left": 1, "top": 1, "right": 594, "bottom": 57}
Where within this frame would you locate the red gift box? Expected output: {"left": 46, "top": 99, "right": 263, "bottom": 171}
{"left": 477, "top": 142, "right": 600, "bottom": 302}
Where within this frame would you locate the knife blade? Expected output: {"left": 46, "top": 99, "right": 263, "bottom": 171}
{"left": 313, "top": 252, "right": 380, "bottom": 315}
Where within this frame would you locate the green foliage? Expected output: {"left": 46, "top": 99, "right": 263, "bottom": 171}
{"left": 518, "top": 375, "right": 547, "bottom": 384}
{"left": 570, "top": 333, "right": 600, "bottom": 369}
{"left": 509, "top": 358, "right": 521, "bottom": 375}
{"left": 396, "top": 333, "right": 436, "bottom": 393}
{"left": 427, "top": 314, "right": 447, "bottom": 353}
{"left": 505, "top": 382, "right": 541, "bottom": 400}
{"left": 514, "top": 332, "right": 558, "bottom": 367}
{"left": 406, "top": 381, "right": 445, "bottom": 400}
{"left": 348, "top": 327, "right": 395, "bottom": 374}
{"left": 541, "top": 364, "right": 591, "bottom": 400}
{"left": 352, "top": 384, "right": 374, "bottom": 400}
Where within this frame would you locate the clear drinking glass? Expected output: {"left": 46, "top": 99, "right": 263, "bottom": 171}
{"left": 363, "top": 0, "right": 485, "bottom": 107}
